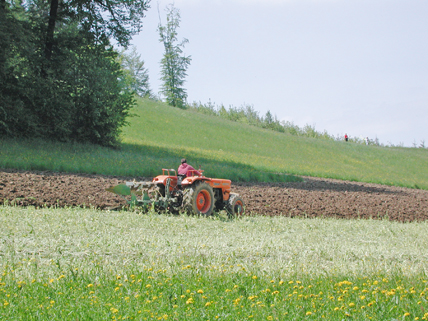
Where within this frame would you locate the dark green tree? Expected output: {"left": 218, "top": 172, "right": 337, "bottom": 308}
{"left": 0, "top": 0, "right": 35, "bottom": 136}
{"left": 158, "top": 3, "right": 191, "bottom": 109}
{"left": 44, "top": 0, "right": 151, "bottom": 61}
{"left": 0, "top": 0, "right": 150, "bottom": 146}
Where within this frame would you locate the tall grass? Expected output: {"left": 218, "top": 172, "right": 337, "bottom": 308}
{"left": 2, "top": 206, "right": 427, "bottom": 277}
{"left": 1, "top": 206, "right": 427, "bottom": 320}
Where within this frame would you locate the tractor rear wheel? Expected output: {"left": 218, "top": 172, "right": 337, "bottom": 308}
{"left": 226, "top": 193, "right": 245, "bottom": 217}
{"left": 182, "top": 182, "right": 215, "bottom": 216}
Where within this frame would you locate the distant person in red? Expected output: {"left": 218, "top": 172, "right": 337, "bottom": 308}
{"left": 345, "top": 134, "right": 348, "bottom": 142}
{"left": 178, "top": 158, "right": 199, "bottom": 177}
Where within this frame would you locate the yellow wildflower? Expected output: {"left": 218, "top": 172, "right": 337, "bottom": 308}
{"left": 186, "top": 297, "right": 194, "bottom": 304}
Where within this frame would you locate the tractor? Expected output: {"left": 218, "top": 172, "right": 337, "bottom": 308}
{"left": 106, "top": 168, "right": 245, "bottom": 217}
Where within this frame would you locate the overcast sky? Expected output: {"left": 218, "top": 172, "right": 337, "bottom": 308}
{"left": 132, "top": 0, "right": 428, "bottom": 147}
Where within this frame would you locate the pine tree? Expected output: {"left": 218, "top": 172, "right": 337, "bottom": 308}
{"left": 119, "top": 46, "right": 152, "bottom": 97}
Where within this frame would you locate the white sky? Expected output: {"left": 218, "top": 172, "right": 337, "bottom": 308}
{"left": 132, "top": 0, "right": 428, "bottom": 147}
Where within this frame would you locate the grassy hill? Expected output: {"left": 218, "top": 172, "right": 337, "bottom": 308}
{"left": 1, "top": 97, "right": 428, "bottom": 188}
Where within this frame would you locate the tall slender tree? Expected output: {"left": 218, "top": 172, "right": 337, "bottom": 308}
{"left": 158, "top": 3, "right": 191, "bottom": 109}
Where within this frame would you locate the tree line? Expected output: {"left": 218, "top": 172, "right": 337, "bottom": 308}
{"left": 187, "top": 100, "right": 339, "bottom": 141}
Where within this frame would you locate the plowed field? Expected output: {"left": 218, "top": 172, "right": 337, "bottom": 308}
{"left": 1, "top": 169, "right": 427, "bottom": 222}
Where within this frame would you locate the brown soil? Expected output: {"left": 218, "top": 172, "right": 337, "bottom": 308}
{"left": 1, "top": 168, "right": 427, "bottom": 222}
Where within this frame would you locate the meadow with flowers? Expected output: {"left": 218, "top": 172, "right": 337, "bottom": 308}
{"left": 1, "top": 206, "right": 427, "bottom": 320}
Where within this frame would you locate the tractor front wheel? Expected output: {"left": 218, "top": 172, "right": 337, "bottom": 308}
{"left": 182, "top": 183, "right": 215, "bottom": 216}
{"left": 226, "top": 193, "right": 245, "bottom": 217}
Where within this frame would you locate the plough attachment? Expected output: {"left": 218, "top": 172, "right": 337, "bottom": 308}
{"left": 106, "top": 178, "right": 176, "bottom": 211}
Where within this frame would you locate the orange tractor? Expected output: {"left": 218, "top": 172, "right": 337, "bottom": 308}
{"left": 106, "top": 168, "right": 245, "bottom": 217}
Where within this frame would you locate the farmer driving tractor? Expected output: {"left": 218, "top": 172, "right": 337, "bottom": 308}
{"left": 177, "top": 159, "right": 200, "bottom": 185}
{"left": 178, "top": 158, "right": 199, "bottom": 177}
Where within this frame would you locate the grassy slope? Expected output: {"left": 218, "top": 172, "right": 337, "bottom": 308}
{"left": 122, "top": 98, "right": 428, "bottom": 188}
{"left": 1, "top": 97, "right": 427, "bottom": 187}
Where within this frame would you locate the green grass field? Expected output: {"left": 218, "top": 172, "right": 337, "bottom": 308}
{"left": 1, "top": 97, "right": 428, "bottom": 188}
{"left": 1, "top": 206, "right": 428, "bottom": 320}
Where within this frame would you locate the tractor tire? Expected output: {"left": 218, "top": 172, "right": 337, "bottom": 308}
{"left": 182, "top": 182, "right": 215, "bottom": 216}
{"left": 226, "top": 193, "right": 245, "bottom": 217}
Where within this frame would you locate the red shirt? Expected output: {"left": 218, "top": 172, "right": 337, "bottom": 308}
{"left": 178, "top": 163, "right": 199, "bottom": 176}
